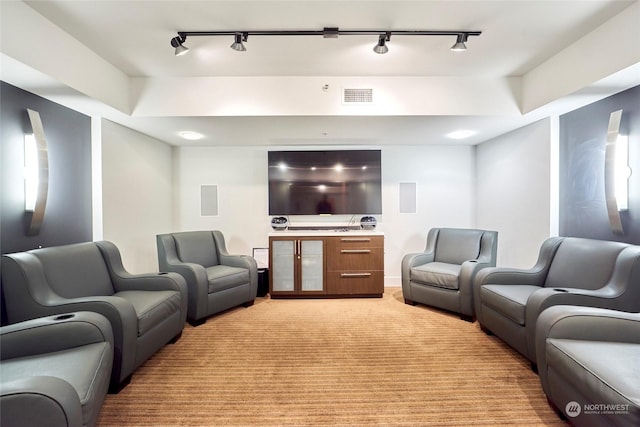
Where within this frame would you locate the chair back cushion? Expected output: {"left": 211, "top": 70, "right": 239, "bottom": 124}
{"left": 32, "top": 243, "right": 114, "bottom": 298}
{"left": 172, "top": 231, "right": 219, "bottom": 267}
{"left": 434, "top": 228, "right": 483, "bottom": 265}
{"left": 545, "top": 238, "right": 628, "bottom": 290}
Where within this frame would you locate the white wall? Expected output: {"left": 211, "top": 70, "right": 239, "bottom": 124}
{"left": 101, "top": 119, "right": 173, "bottom": 273}
{"left": 173, "top": 145, "right": 476, "bottom": 286}
{"left": 100, "top": 123, "right": 550, "bottom": 278}
{"left": 476, "top": 119, "right": 552, "bottom": 268}
{"left": 172, "top": 146, "right": 272, "bottom": 257}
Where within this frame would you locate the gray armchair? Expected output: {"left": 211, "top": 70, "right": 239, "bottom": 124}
{"left": 1, "top": 241, "right": 188, "bottom": 392}
{"left": 535, "top": 306, "right": 640, "bottom": 426}
{"left": 474, "top": 237, "right": 640, "bottom": 366}
{"left": 1, "top": 311, "right": 113, "bottom": 427}
{"left": 401, "top": 228, "right": 498, "bottom": 321}
{"left": 157, "top": 230, "right": 258, "bottom": 326}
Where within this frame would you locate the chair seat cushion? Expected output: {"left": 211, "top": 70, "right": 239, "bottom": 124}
{"left": 480, "top": 284, "right": 540, "bottom": 325}
{"left": 546, "top": 338, "right": 640, "bottom": 406}
{"left": 206, "top": 265, "right": 250, "bottom": 293}
{"left": 0, "top": 342, "right": 111, "bottom": 426}
{"left": 115, "top": 290, "right": 183, "bottom": 336}
{"left": 410, "top": 262, "right": 461, "bottom": 290}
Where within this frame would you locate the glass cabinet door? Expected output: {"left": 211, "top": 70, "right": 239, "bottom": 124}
{"left": 300, "top": 240, "right": 323, "bottom": 292}
{"left": 272, "top": 240, "right": 294, "bottom": 292}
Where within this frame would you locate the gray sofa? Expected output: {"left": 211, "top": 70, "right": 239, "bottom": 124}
{"left": 157, "top": 230, "right": 258, "bottom": 326}
{"left": 401, "top": 228, "right": 498, "bottom": 321}
{"left": 1, "top": 241, "right": 188, "bottom": 392}
{"left": 536, "top": 305, "right": 640, "bottom": 427}
{"left": 474, "top": 237, "right": 640, "bottom": 365}
{"left": 1, "top": 312, "right": 113, "bottom": 427}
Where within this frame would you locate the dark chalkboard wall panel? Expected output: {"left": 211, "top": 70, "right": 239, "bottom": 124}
{"left": 560, "top": 85, "right": 639, "bottom": 244}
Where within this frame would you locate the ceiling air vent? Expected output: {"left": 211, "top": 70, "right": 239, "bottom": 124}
{"left": 343, "top": 88, "right": 373, "bottom": 104}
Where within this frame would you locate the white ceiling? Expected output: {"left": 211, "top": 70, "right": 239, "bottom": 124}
{"left": 3, "top": 1, "right": 640, "bottom": 146}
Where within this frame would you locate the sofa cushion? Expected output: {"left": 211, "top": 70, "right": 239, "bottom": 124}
{"left": 173, "top": 231, "right": 219, "bottom": 267}
{"left": 115, "top": 290, "right": 183, "bottom": 336}
{"left": 206, "top": 265, "right": 250, "bottom": 293}
{"left": 411, "top": 262, "right": 461, "bottom": 290}
{"left": 546, "top": 338, "right": 640, "bottom": 406}
{"left": 480, "top": 285, "right": 540, "bottom": 325}
{"left": 435, "top": 229, "right": 482, "bottom": 265}
{"left": 545, "top": 238, "right": 627, "bottom": 290}
{"left": 0, "top": 342, "right": 111, "bottom": 426}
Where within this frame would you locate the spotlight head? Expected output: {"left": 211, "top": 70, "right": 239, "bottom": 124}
{"left": 230, "top": 32, "right": 247, "bottom": 51}
{"left": 450, "top": 33, "right": 468, "bottom": 52}
{"left": 373, "top": 33, "right": 389, "bottom": 54}
{"left": 171, "top": 34, "right": 189, "bottom": 56}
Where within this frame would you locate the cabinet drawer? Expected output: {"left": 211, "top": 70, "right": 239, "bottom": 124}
{"left": 327, "top": 247, "right": 384, "bottom": 270}
{"left": 326, "top": 271, "right": 384, "bottom": 295}
{"left": 331, "top": 235, "right": 383, "bottom": 250}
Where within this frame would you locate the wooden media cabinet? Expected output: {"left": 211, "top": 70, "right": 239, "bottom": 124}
{"left": 268, "top": 231, "right": 384, "bottom": 298}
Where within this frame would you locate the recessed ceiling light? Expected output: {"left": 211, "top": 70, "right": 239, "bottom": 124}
{"left": 178, "top": 131, "right": 204, "bottom": 141}
{"left": 446, "top": 130, "right": 477, "bottom": 140}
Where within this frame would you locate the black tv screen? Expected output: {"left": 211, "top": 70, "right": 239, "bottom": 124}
{"left": 268, "top": 150, "right": 382, "bottom": 215}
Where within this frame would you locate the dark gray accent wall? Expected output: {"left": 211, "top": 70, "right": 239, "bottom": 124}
{"left": 1, "top": 81, "right": 92, "bottom": 324}
{"left": 559, "top": 85, "right": 640, "bottom": 244}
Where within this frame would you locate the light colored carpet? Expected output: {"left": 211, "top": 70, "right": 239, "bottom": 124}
{"left": 98, "top": 289, "right": 566, "bottom": 426}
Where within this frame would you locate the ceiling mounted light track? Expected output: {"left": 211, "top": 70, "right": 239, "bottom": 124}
{"left": 169, "top": 27, "right": 481, "bottom": 55}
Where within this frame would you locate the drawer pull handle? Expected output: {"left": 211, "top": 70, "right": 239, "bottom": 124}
{"left": 341, "top": 249, "right": 371, "bottom": 254}
{"left": 340, "top": 273, "right": 372, "bottom": 278}
{"left": 341, "top": 238, "right": 371, "bottom": 242}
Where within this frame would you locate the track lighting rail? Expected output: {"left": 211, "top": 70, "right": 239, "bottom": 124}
{"left": 170, "top": 27, "right": 481, "bottom": 55}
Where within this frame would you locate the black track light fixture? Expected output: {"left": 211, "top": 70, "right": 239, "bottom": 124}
{"left": 373, "top": 32, "right": 391, "bottom": 54}
{"left": 450, "top": 33, "right": 469, "bottom": 52}
{"left": 169, "top": 28, "right": 481, "bottom": 56}
{"left": 170, "top": 33, "right": 188, "bottom": 56}
{"left": 230, "top": 32, "right": 248, "bottom": 51}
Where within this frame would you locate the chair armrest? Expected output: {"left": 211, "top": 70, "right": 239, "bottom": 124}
{"left": 157, "top": 262, "right": 208, "bottom": 321}
{"left": 212, "top": 231, "right": 258, "bottom": 294}
{"left": 211, "top": 231, "right": 255, "bottom": 270}
{"left": 14, "top": 295, "right": 138, "bottom": 383}
{"left": 475, "top": 267, "right": 547, "bottom": 287}
{"left": 219, "top": 253, "right": 256, "bottom": 271}
{"left": 457, "top": 260, "right": 490, "bottom": 317}
{"left": 460, "top": 260, "right": 492, "bottom": 293}
{"left": 476, "top": 236, "right": 563, "bottom": 288}
{"left": 535, "top": 305, "right": 640, "bottom": 395}
{"left": 401, "top": 252, "right": 435, "bottom": 301}
{"left": 112, "top": 271, "right": 187, "bottom": 293}
{"left": 524, "top": 286, "right": 624, "bottom": 362}
{"left": 537, "top": 305, "right": 640, "bottom": 345}
{"left": 161, "top": 262, "right": 208, "bottom": 290}
{"left": 402, "top": 252, "right": 435, "bottom": 270}
{"left": 96, "top": 240, "right": 187, "bottom": 293}
{"left": 0, "top": 376, "right": 83, "bottom": 427}
{"left": 0, "top": 311, "right": 113, "bottom": 360}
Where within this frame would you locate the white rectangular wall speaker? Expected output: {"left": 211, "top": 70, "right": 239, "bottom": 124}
{"left": 399, "top": 182, "right": 417, "bottom": 213}
{"left": 200, "top": 184, "right": 219, "bottom": 216}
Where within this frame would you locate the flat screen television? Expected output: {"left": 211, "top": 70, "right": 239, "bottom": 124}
{"left": 268, "top": 150, "right": 382, "bottom": 216}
